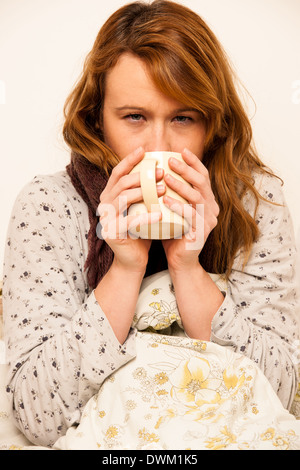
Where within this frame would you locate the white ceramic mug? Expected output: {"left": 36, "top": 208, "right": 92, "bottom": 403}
{"left": 128, "top": 151, "right": 190, "bottom": 239}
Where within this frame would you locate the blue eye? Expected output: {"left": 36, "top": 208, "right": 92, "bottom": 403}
{"left": 174, "top": 116, "right": 192, "bottom": 123}
{"left": 126, "top": 114, "right": 143, "bottom": 121}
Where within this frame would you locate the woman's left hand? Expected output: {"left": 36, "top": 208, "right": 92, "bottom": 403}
{"left": 162, "top": 148, "right": 219, "bottom": 272}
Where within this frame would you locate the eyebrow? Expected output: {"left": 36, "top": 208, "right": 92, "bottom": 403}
{"left": 115, "top": 106, "right": 200, "bottom": 114}
{"left": 115, "top": 106, "right": 145, "bottom": 112}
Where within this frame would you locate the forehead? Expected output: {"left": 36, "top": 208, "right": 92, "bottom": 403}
{"left": 105, "top": 53, "right": 156, "bottom": 102}
{"left": 106, "top": 53, "right": 149, "bottom": 87}
{"left": 104, "top": 53, "right": 183, "bottom": 109}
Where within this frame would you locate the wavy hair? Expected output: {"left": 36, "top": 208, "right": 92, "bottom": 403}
{"left": 63, "top": 0, "right": 278, "bottom": 276}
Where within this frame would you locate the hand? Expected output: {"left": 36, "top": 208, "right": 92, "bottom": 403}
{"left": 97, "top": 147, "right": 164, "bottom": 273}
{"left": 162, "top": 148, "right": 219, "bottom": 272}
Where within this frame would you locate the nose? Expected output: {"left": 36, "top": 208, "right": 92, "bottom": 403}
{"left": 144, "top": 123, "right": 171, "bottom": 152}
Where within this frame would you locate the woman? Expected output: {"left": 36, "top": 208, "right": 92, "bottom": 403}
{"left": 3, "top": 0, "right": 299, "bottom": 447}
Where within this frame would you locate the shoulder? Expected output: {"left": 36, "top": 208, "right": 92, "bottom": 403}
{"left": 8, "top": 171, "right": 89, "bottom": 250}
{"left": 246, "top": 172, "right": 296, "bottom": 249}
{"left": 15, "top": 170, "right": 82, "bottom": 206}
{"left": 243, "top": 171, "right": 287, "bottom": 217}
{"left": 13, "top": 170, "right": 88, "bottom": 220}
{"left": 253, "top": 171, "right": 285, "bottom": 205}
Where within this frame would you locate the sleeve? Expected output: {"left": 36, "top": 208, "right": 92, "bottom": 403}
{"left": 210, "top": 173, "right": 299, "bottom": 410}
{"left": 2, "top": 175, "right": 136, "bottom": 447}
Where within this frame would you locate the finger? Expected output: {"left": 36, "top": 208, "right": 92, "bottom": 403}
{"left": 168, "top": 154, "right": 212, "bottom": 201}
{"left": 164, "top": 173, "right": 204, "bottom": 207}
{"left": 182, "top": 148, "right": 210, "bottom": 178}
{"left": 102, "top": 149, "right": 143, "bottom": 199}
{"left": 163, "top": 196, "right": 202, "bottom": 228}
{"left": 164, "top": 198, "right": 206, "bottom": 252}
{"left": 109, "top": 147, "right": 145, "bottom": 184}
{"left": 98, "top": 183, "right": 166, "bottom": 219}
{"left": 104, "top": 167, "right": 164, "bottom": 202}
{"left": 117, "top": 183, "right": 165, "bottom": 214}
{"left": 127, "top": 211, "right": 162, "bottom": 237}
{"left": 163, "top": 196, "right": 206, "bottom": 249}
{"left": 101, "top": 172, "right": 141, "bottom": 204}
{"left": 165, "top": 171, "right": 219, "bottom": 219}
{"left": 101, "top": 211, "right": 162, "bottom": 240}
{"left": 116, "top": 167, "right": 164, "bottom": 192}
{"left": 164, "top": 192, "right": 219, "bottom": 244}
{"left": 168, "top": 148, "right": 208, "bottom": 181}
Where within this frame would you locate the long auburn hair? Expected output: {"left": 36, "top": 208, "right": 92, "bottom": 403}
{"left": 63, "top": 0, "right": 278, "bottom": 277}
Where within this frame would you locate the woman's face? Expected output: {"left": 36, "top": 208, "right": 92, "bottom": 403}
{"left": 101, "top": 53, "right": 206, "bottom": 160}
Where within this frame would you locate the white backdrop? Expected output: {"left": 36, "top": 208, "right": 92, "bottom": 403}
{"left": 1, "top": 0, "right": 300, "bottom": 276}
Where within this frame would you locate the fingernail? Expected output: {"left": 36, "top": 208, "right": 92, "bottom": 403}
{"left": 183, "top": 148, "right": 194, "bottom": 158}
{"left": 189, "top": 231, "right": 196, "bottom": 240}
{"left": 169, "top": 157, "right": 179, "bottom": 166}
{"left": 156, "top": 184, "right": 165, "bottom": 191}
{"left": 151, "top": 211, "right": 162, "bottom": 220}
{"left": 134, "top": 146, "right": 143, "bottom": 156}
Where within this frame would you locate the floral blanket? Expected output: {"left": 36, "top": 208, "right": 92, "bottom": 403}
{"left": 54, "top": 271, "right": 300, "bottom": 450}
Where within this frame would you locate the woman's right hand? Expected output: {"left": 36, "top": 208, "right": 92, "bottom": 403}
{"left": 97, "top": 147, "right": 164, "bottom": 273}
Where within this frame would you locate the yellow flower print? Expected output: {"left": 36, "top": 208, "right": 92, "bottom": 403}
{"left": 148, "top": 299, "right": 182, "bottom": 330}
{"left": 223, "top": 366, "right": 245, "bottom": 391}
{"left": 154, "top": 372, "right": 168, "bottom": 385}
{"left": 205, "top": 426, "right": 237, "bottom": 450}
{"left": 223, "top": 369, "right": 238, "bottom": 390}
{"left": 192, "top": 340, "right": 207, "bottom": 352}
{"left": 260, "top": 428, "right": 297, "bottom": 450}
{"left": 151, "top": 288, "right": 161, "bottom": 295}
{"left": 156, "top": 389, "right": 168, "bottom": 396}
{"left": 155, "top": 408, "right": 177, "bottom": 429}
{"left": 272, "top": 436, "right": 290, "bottom": 450}
{"left": 125, "top": 400, "right": 137, "bottom": 410}
{"left": 169, "top": 356, "right": 222, "bottom": 407}
{"left": 261, "top": 428, "right": 275, "bottom": 441}
{"left": 149, "top": 301, "right": 163, "bottom": 312}
{"left": 138, "top": 427, "right": 159, "bottom": 443}
{"left": 105, "top": 425, "right": 118, "bottom": 440}
{"left": 133, "top": 367, "right": 147, "bottom": 380}
{"left": 98, "top": 410, "right": 106, "bottom": 418}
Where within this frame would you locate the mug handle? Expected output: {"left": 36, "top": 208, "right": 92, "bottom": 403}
{"left": 140, "top": 158, "right": 160, "bottom": 212}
